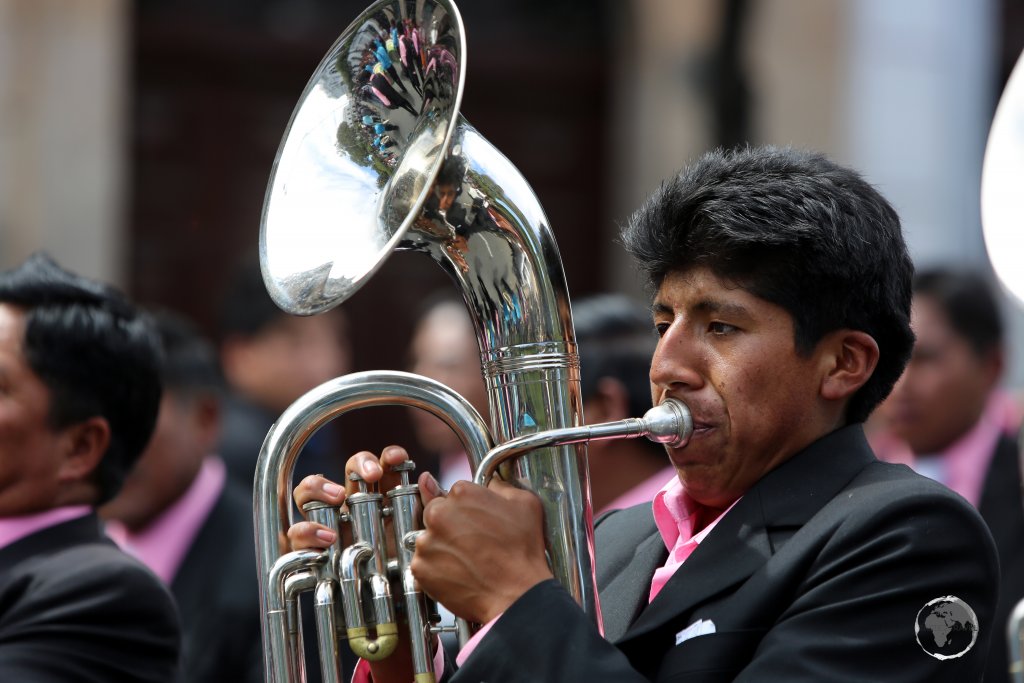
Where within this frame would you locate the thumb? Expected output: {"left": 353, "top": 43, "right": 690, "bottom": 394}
{"left": 418, "top": 471, "right": 447, "bottom": 505}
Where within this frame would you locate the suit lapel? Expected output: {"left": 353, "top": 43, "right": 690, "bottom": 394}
{"left": 612, "top": 425, "right": 877, "bottom": 645}
{"left": 620, "top": 491, "right": 772, "bottom": 642}
{"left": 601, "top": 526, "right": 665, "bottom": 642}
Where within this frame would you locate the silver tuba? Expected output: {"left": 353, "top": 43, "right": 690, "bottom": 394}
{"left": 982, "top": 46, "right": 1024, "bottom": 683}
{"left": 253, "top": 1, "right": 692, "bottom": 682}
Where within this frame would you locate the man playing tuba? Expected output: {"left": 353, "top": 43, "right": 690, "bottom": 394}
{"left": 290, "top": 146, "right": 999, "bottom": 682}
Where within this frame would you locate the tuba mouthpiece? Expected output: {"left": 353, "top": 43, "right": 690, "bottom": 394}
{"left": 643, "top": 399, "right": 693, "bottom": 449}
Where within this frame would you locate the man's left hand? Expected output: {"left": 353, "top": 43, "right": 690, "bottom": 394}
{"left": 413, "top": 473, "right": 555, "bottom": 624}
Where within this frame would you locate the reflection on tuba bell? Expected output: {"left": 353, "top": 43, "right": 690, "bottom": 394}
{"left": 252, "top": 2, "right": 693, "bottom": 682}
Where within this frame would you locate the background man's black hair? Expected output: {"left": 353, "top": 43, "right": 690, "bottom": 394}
{"left": 0, "top": 252, "right": 162, "bottom": 503}
{"left": 217, "top": 255, "right": 287, "bottom": 341}
{"left": 622, "top": 146, "right": 915, "bottom": 424}
{"left": 574, "top": 294, "right": 659, "bottom": 420}
{"left": 913, "top": 268, "right": 1004, "bottom": 358}
{"left": 573, "top": 293, "right": 663, "bottom": 460}
{"left": 149, "top": 308, "right": 226, "bottom": 399}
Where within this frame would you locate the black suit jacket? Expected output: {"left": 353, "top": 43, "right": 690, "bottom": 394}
{"left": 978, "top": 434, "right": 1024, "bottom": 683}
{"left": 453, "top": 425, "right": 999, "bottom": 682}
{"left": 0, "top": 513, "right": 181, "bottom": 682}
{"left": 171, "top": 479, "right": 263, "bottom": 683}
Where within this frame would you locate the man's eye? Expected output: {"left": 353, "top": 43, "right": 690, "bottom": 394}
{"left": 708, "top": 321, "right": 737, "bottom": 335}
{"left": 654, "top": 322, "right": 670, "bottom": 338}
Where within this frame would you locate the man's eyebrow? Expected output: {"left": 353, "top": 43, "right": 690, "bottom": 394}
{"left": 694, "top": 299, "right": 751, "bottom": 318}
{"left": 651, "top": 302, "right": 672, "bottom": 317}
{"left": 651, "top": 299, "right": 751, "bottom": 318}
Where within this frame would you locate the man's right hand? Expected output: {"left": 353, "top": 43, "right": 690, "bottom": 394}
{"left": 289, "top": 445, "right": 414, "bottom": 550}
{"left": 289, "top": 446, "right": 427, "bottom": 683}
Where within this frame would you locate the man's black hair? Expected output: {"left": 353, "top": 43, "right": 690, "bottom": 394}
{"left": 622, "top": 146, "right": 915, "bottom": 424}
{"left": 0, "top": 252, "right": 162, "bottom": 503}
{"left": 913, "top": 268, "right": 1003, "bottom": 358}
{"left": 149, "top": 309, "right": 226, "bottom": 399}
{"left": 217, "top": 256, "right": 287, "bottom": 341}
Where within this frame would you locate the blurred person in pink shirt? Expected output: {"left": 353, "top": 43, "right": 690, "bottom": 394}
{"left": 871, "top": 267, "right": 1024, "bottom": 683}
{"left": 101, "top": 309, "right": 268, "bottom": 683}
{"left": 573, "top": 293, "right": 675, "bottom": 514}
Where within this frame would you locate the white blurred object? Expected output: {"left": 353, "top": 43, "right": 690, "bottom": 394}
{"left": 982, "top": 50, "right": 1024, "bottom": 308}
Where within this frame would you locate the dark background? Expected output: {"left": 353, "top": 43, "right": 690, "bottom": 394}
{"left": 129, "top": 0, "right": 622, "bottom": 453}
{"left": 127, "top": 0, "right": 1024, "bottom": 453}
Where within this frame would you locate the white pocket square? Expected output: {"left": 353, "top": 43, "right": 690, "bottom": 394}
{"left": 675, "top": 619, "right": 716, "bottom": 645}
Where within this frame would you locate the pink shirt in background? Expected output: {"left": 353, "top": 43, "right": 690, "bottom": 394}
{"left": 871, "top": 390, "right": 1021, "bottom": 508}
{"left": 0, "top": 505, "right": 91, "bottom": 550}
{"left": 105, "top": 456, "right": 226, "bottom": 584}
{"left": 598, "top": 466, "right": 676, "bottom": 515}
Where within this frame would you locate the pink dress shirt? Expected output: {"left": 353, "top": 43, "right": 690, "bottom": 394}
{"left": 0, "top": 505, "right": 92, "bottom": 550}
{"left": 105, "top": 456, "right": 226, "bottom": 584}
{"left": 648, "top": 476, "right": 739, "bottom": 600}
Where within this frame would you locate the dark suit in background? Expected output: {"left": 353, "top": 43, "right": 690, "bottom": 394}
{"left": 170, "top": 479, "right": 262, "bottom": 683}
{"left": 0, "top": 514, "right": 181, "bottom": 683}
{"left": 979, "top": 434, "right": 1024, "bottom": 683}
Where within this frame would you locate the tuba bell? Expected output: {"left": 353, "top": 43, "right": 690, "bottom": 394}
{"left": 253, "top": 1, "right": 692, "bottom": 681}
{"left": 981, "top": 46, "right": 1024, "bottom": 683}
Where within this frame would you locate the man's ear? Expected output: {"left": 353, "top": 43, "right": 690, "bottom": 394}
{"left": 57, "top": 417, "right": 111, "bottom": 484}
{"left": 192, "top": 394, "right": 222, "bottom": 450}
{"left": 980, "top": 345, "right": 1005, "bottom": 390}
{"left": 820, "top": 330, "right": 880, "bottom": 401}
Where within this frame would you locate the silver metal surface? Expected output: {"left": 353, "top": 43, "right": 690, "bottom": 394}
{"left": 1011, "top": 597, "right": 1024, "bottom": 683}
{"left": 258, "top": 0, "right": 597, "bottom": 626}
{"left": 982, "top": 49, "right": 1024, "bottom": 308}
{"left": 259, "top": 0, "right": 598, "bottom": 629}
{"left": 261, "top": 0, "right": 465, "bottom": 314}
{"left": 314, "top": 581, "right": 343, "bottom": 683}
{"left": 255, "top": 370, "right": 494, "bottom": 681}
{"left": 255, "top": 0, "right": 674, "bottom": 678}
{"left": 473, "top": 399, "right": 693, "bottom": 487}
{"left": 387, "top": 472, "right": 434, "bottom": 681}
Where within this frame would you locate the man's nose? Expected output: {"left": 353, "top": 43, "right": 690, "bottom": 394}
{"left": 649, "top": 324, "right": 704, "bottom": 391}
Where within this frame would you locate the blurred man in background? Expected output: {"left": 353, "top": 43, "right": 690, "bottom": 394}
{"left": 407, "top": 292, "right": 489, "bottom": 489}
{"left": 573, "top": 293, "right": 675, "bottom": 513}
{"left": 875, "top": 266, "right": 1024, "bottom": 683}
{"left": 0, "top": 253, "right": 180, "bottom": 682}
{"left": 216, "top": 258, "right": 352, "bottom": 491}
{"left": 101, "top": 310, "right": 262, "bottom": 683}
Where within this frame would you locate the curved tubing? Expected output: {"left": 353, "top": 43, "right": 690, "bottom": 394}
{"left": 255, "top": 370, "right": 493, "bottom": 681}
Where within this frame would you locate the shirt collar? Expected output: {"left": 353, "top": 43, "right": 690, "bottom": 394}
{"left": 0, "top": 505, "right": 92, "bottom": 550}
{"left": 652, "top": 476, "right": 740, "bottom": 552}
{"left": 105, "top": 456, "right": 226, "bottom": 583}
